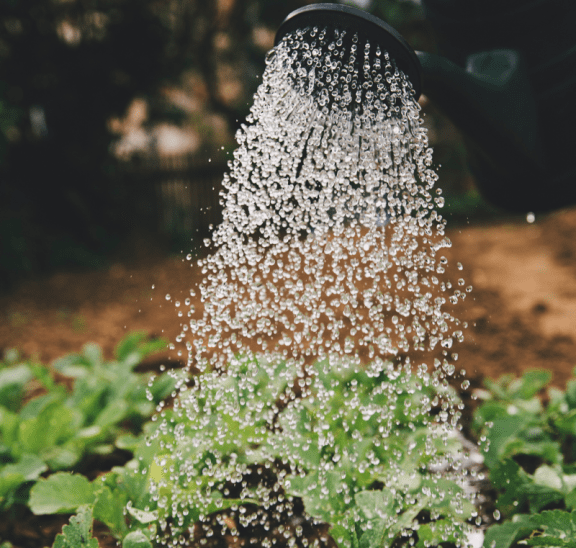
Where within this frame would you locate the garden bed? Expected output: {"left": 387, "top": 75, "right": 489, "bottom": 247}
{"left": 1, "top": 207, "right": 576, "bottom": 547}
{"left": 2, "top": 333, "right": 576, "bottom": 548}
{"left": 2, "top": 208, "right": 576, "bottom": 384}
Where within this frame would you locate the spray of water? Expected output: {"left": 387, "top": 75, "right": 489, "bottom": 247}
{"left": 148, "top": 23, "right": 473, "bottom": 547}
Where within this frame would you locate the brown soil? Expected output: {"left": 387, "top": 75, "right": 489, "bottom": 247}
{"left": 2, "top": 206, "right": 576, "bottom": 548}
{"left": 2, "top": 207, "right": 576, "bottom": 386}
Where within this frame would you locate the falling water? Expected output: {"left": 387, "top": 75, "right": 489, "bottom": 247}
{"left": 149, "top": 24, "right": 474, "bottom": 547}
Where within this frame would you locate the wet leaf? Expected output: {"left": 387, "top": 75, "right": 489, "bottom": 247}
{"left": 122, "top": 530, "right": 153, "bottom": 548}
{"left": 52, "top": 505, "right": 99, "bottom": 548}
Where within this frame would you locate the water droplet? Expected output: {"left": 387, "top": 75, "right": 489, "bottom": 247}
{"left": 148, "top": 28, "right": 473, "bottom": 546}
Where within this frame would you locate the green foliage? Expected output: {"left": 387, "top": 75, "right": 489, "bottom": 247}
{"left": 0, "top": 332, "right": 174, "bottom": 512}
{"left": 28, "top": 466, "right": 154, "bottom": 540}
{"left": 473, "top": 369, "right": 576, "bottom": 518}
{"left": 484, "top": 510, "right": 576, "bottom": 548}
{"left": 52, "top": 505, "right": 99, "bottom": 548}
{"left": 30, "top": 473, "right": 95, "bottom": 515}
{"left": 0, "top": 362, "right": 32, "bottom": 412}
{"left": 103, "top": 357, "right": 473, "bottom": 547}
{"left": 14, "top": 338, "right": 576, "bottom": 548}
{"left": 122, "top": 530, "right": 153, "bottom": 548}
{"left": 472, "top": 367, "right": 576, "bottom": 546}
{"left": 269, "top": 361, "right": 473, "bottom": 546}
{"left": 21, "top": 355, "right": 473, "bottom": 548}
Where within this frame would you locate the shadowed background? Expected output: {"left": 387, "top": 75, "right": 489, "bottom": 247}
{"left": 1, "top": 0, "right": 576, "bottom": 388}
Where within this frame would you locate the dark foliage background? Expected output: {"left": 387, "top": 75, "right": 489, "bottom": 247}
{"left": 0, "top": 0, "right": 467, "bottom": 290}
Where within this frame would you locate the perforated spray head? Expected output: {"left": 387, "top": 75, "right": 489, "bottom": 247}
{"left": 275, "top": 3, "right": 422, "bottom": 99}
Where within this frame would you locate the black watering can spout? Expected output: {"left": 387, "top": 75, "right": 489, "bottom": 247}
{"left": 276, "top": 2, "right": 576, "bottom": 214}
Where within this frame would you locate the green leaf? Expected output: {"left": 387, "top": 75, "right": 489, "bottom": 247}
{"left": 148, "top": 373, "right": 177, "bottom": 402}
{"left": 416, "top": 519, "right": 460, "bottom": 548}
{"left": 355, "top": 490, "right": 396, "bottom": 520}
{"left": 105, "top": 465, "right": 151, "bottom": 510}
{"left": 42, "top": 445, "right": 82, "bottom": 470}
{"left": 566, "top": 489, "right": 576, "bottom": 511}
{"left": 82, "top": 343, "right": 103, "bottom": 367}
{"left": 490, "top": 459, "right": 565, "bottom": 515}
{"left": 385, "top": 505, "right": 421, "bottom": 543}
{"left": 53, "top": 353, "right": 90, "bottom": 378}
{"left": 115, "top": 332, "right": 148, "bottom": 362}
{"left": 115, "top": 433, "right": 143, "bottom": 452}
{"left": 484, "top": 512, "right": 576, "bottom": 548}
{"left": 516, "top": 370, "right": 553, "bottom": 399}
{"left": 330, "top": 519, "right": 359, "bottom": 548}
{"left": 2, "top": 454, "right": 47, "bottom": 481}
{"left": 491, "top": 459, "right": 530, "bottom": 514}
{"left": 533, "top": 465, "right": 562, "bottom": 490}
{"left": 0, "top": 471, "right": 26, "bottom": 510}
{"left": 19, "top": 392, "right": 62, "bottom": 420}
{"left": 565, "top": 380, "right": 576, "bottom": 409}
{"left": 0, "top": 406, "right": 21, "bottom": 448}
{"left": 358, "top": 519, "right": 386, "bottom": 548}
{"left": 18, "top": 402, "right": 82, "bottom": 456}
{"left": 552, "top": 409, "right": 576, "bottom": 437}
{"left": 93, "top": 400, "right": 129, "bottom": 429}
{"left": 52, "top": 505, "right": 99, "bottom": 548}
{"left": 30, "top": 364, "right": 58, "bottom": 392}
{"left": 115, "top": 332, "right": 166, "bottom": 368}
{"left": 126, "top": 506, "right": 159, "bottom": 524}
{"left": 29, "top": 472, "right": 95, "bottom": 514}
{"left": 0, "top": 364, "right": 32, "bottom": 412}
{"left": 522, "top": 538, "right": 569, "bottom": 547}
{"left": 122, "top": 530, "right": 153, "bottom": 548}
{"left": 93, "top": 485, "right": 128, "bottom": 537}
{"left": 349, "top": 516, "right": 359, "bottom": 548}
{"left": 525, "top": 484, "right": 565, "bottom": 514}
{"left": 529, "top": 510, "right": 576, "bottom": 541}
{"left": 285, "top": 471, "right": 334, "bottom": 522}
{"left": 482, "top": 415, "right": 531, "bottom": 469}
{"left": 69, "top": 380, "right": 107, "bottom": 424}
{"left": 472, "top": 400, "right": 509, "bottom": 435}
{"left": 483, "top": 517, "right": 536, "bottom": 548}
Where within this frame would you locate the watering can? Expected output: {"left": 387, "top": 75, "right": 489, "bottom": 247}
{"left": 275, "top": 1, "right": 576, "bottom": 214}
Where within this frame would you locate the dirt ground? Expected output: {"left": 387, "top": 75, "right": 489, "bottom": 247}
{"left": 2, "top": 206, "right": 576, "bottom": 388}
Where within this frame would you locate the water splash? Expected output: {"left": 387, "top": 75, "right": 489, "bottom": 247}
{"left": 148, "top": 24, "right": 473, "bottom": 547}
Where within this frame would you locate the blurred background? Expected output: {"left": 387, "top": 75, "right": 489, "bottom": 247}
{"left": 2, "top": 0, "right": 576, "bottom": 392}
{"left": 0, "top": 0, "right": 495, "bottom": 291}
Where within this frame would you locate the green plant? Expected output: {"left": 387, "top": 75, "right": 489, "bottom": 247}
{"left": 57, "top": 357, "right": 473, "bottom": 547}
{"left": 472, "top": 368, "right": 576, "bottom": 547}
{"left": 0, "top": 332, "right": 175, "bottom": 513}
{"left": 23, "top": 354, "right": 476, "bottom": 548}
{"left": 10, "top": 339, "right": 576, "bottom": 548}
{"left": 271, "top": 360, "right": 474, "bottom": 548}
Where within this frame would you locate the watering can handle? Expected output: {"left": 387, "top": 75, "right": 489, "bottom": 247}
{"left": 416, "top": 49, "right": 545, "bottom": 208}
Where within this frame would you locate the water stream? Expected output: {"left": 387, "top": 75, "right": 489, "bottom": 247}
{"left": 150, "top": 24, "right": 475, "bottom": 548}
